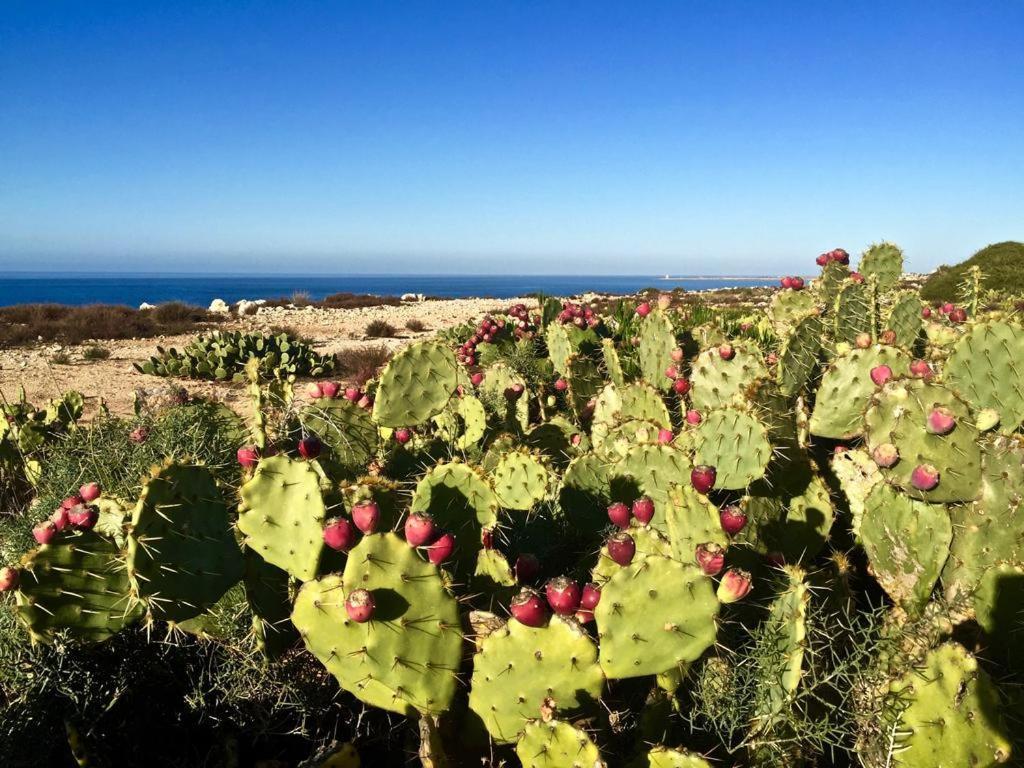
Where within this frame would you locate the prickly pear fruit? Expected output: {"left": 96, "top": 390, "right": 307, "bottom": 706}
{"left": 394, "top": 428, "right": 412, "bottom": 445}
{"left": 691, "top": 465, "right": 717, "bottom": 495}
{"left": 50, "top": 507, "right": 70, "bottom": 531}
{"left": 657, "top": 428, "right": 674, "bottom": 444}
{"left": 872, "top": 443, "right": 900, "bottom": 468}
{"left": 719, "top": 505, "right": 747, "bottom": 535}
{"left": 68, "top": 504, "right": 98, "bottom": 529}
{"left": 636, "top": 302, "right": 651, "bottom": 317}
{"left": 870, "top": 365, "right": 893, "bottom": 387}
{"left": 718, "top": 343, "right": 735, "bottom": 361}
{"left": 79, "top": 482, "right": 101, "bottom": 502}
{"left": 61, "top": 495, "right": 83, "bottom": 510}
{"left": 632, "top": 496, "right": 655, "bottom": 525}
{"left": 673, "top": 378, "right": 691, "bottom": 395}
{"left": 911, "top": 464, "right": 940, "bottom": 491}
{"left": 345, "top": 589, "right": 375, "bottom": 623}
{"left": 322, "top": 381, "right": 342, "bottom": 398}
{"left": 695, "top": 543, "right": 725, "bottom": 576}
{"left": 33, "top": 520, "right": 58, "bottom": 545}
{"left": 607, "top": 501, "right": 631, "bottom": 528}
{"left": 671, "top": 347, "right": 684, "bottom": 362}
{"left": 427, "top": 532, "right": 456, "bottom": 565}
{"left": 515, "top": 553, "right": 541, "bottom": 583}
{"left": 351, "top": 500, "right": 380, "bottom": 534}
{"left": 576, "top": 582, "right": 601, "bottom": 623}
{"left": 606, "top": 531, "right": 636, "bottom": 566}
{"left": 717, "top": 568, "right": 752, "bottom": 603}
{"left": 685, "top": 409, "right": 702, "bottom": 425}
{"left": 909, "top": 359, "right": 933, "bottom": 379}
{"left": 545, "top": 577, "right": 582, "bottom": 615}
{"left": 510, "top": 588, "right": 549, "bottom": 627}
{"left": 323, "top": 518, "right": 357, "bottom": 551}
{"left": 404, "top": 512, "right": 437, "bottom": 547}
{"left": 926, "top": 406, "right": 956, "bottom": 435}
{"left": 554, "top": 378, "right": 568, "bottom": 392}
{"left": 307, "top": 382, "right": 323, "bottom": 398}
{"left": 664, "top": 365, "right": 679, "bottom": 380}
{"left": 237, "top": 446, "right": 260, "bottom": 468}
{"left": 297, "top": 435, "right": 322, "bottom": 460}
{"left": 471, "top": 372, "right": 485, "bottom": 387}
{"left": 0, "top": 566, "right": 19, "bottom": 592}
{"left": 855, "top": 332, "right": 872, "bottom": 349}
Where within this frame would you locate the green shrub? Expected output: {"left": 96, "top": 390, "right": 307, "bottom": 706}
{"left": 921, "top": 241, "right": 1024, "bottom": 302}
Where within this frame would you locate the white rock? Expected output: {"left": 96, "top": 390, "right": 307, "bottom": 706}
{"left": 208, "top": 299, "right": 230, "bottom": 314}
{"left": 401, "top": 293, "right": 426, "bottom": 302}
{"left": 139, "top": 302, "right": 156, "bottom": 311}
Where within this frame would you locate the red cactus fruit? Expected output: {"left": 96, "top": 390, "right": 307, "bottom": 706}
{"left": 345, "top": 589, "right": 375, "bottom": 623}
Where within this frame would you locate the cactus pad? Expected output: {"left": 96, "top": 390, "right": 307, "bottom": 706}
{"left": 859, "top": 241, "right": 903, "bottom": 293}
{"left": 689, "top": 343, "right": 768, "bottom": 412}
{"left": 832, "top": 280, "right": 873, "bottom": 346}
{"left": 515, "top": 719, "right": 605, "bottom": 768}
{"left": 616, "top": 443, "right": 692, "bottom": 508}
{"left": 944, "top": 320, "right": 1024, "bottom": 432}
{"left": 885, "top": 291, "right": 924, "bottom": 350}
{"left": 662, "top": 484, "right": 727, "bottom": 557}
{"left": 638, "top": 311, "right": 677, "bottom": 391}
{"left": 769, "top": 289, "right": 817, "bottom": 333}
{"left": 602, "top": 338, "right": 625, "bottom": 387}
{"left": 692, "top": 407, "right": 771, "bottom": 489}
{"left": 303, "top": 397, "right": 379, "bottom": 473}
{"left": 628, "top": 746, "right": 712, "bottom": 768}
{"left": 777, "top": 312, "right": 823, "bottom": 397}
{"left": 372, "top": 341, "right": 459, "bottom": 427}
{"left": 809, "top": 345, "right": 910, "bottom": 439}
{"left": 291, "top": 533, "right": 462, "bottom": 716}
{"left": 492, "top": 449, "right": 551, "bottom": 510}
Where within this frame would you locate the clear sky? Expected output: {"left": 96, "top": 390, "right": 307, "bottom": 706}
{"left": 1, "top": 2, "right": 1021, "bottom": 275}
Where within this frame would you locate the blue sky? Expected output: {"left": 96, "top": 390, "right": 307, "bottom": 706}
{"left": 1, "top": 2, "right": 1021, "bottom": 275}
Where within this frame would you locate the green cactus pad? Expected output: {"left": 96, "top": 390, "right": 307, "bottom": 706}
{"left": 769, "top": 289, "right": 817, "bottom": 334}
{"left": 291, "top": 533, "right": 462, "bottom": 716}
{"left": 832, "top": 280, "right": 873, "bottom": 347}
{"left": 885, "top": 291, "right": 924, "bottom": 350}
{"left": 602, "top": 338, "right": 625, "bottom": 387}
{"left": 410, "top": 461, "right": 499, "bottom": 566}
{"left": 515, "top": 719, "right": 605, "bottom": 768}
{"left": 859, "top": 483, "right": 951, "bottom": 614}
{"left": 596, "top": 555, "right": 718, "bottom": 679}
{"left": 689, "top": 343, "right": 768, "bottom": 412}
{"left": 944, "top": 320, "right": 1024, "bottom": 432}
{"left": 480, "top": 363, "right": 529, "bottom": 430}
{"left": 492, "top": 449, "right": 551, "bottom": 511}
{"left": 591, "top": 382, "right": 671, "bottom": 451}
{"left": 126, "top": 462, "right": 244, "bottom": 623}
{"left": 434, "top": 394, "right": 488, "bottom": 450}
{"left": 692, "top": 407, "right": 772, "bottom": 489}
{"left": 372, "top": 340, "right": 459, "bottom": 427}
{"left": 591, "top": 524, "right": 673, "bottom": 585}
{"left": 859, "top": 242, "right": 903, "bottom": 293}
{"left": 637, "top": 310, "right": 677, "bottom": 391}
{"left": 545, "top": 322, "right": 575, "bottom": 375}
{"left": 526, "top": 416, "right": 585, "bottom": 464}
{"left": 598, "top": 420, "right": 665, "bottom": 461}
{"left": 809, "top": 345, "right": 910, "bottom": 439}
{"left": 663, "top": 484, "right": 727, "bottom": 559}
{"left": 777, "top": 312, "right": 823, "bottom": 397}
{"left": 831, "top": 449, "right": 883, "bottom": 539}
{"left": 743, "top": 470, "right": 833, "bottom": 562}
{"left": 627, "top": 746, "right": 712, "bottom": 768}
{"left": 972, "top": 563, "right": 1024, "bottom": 667}
{"left": 889, "top": 643, "right": 1011, "bottom": 767}
{"left": 616, "top": 443, "right": 692, "bottom": 508}
{"left": 303, "top": 397, "right": 379, "bottom": 473}
{"left": 243, "top": 549, "right": 297, "bottom": 660}
{"left": 865, "top": 379, "right": 982, "bottom": 502}
{"left": 468, "top": 615, "right": 604, "bottom": 743}
{"left": 566, "top": 354, "right": 604, "bottom": 419}
{"left": 757, "top": 567, "right": 809, "bottom": 723}
{"left": 14, "top": 529, "right": 143, "bottom": 643}
{"left": 559, "top": 452, "right": 616, "bottom": 531}
{"left": 238, "top": 455, "right": 326, "bottom": 582}
{"left": 815, "top": 258, "right": 849, "bottom": 310}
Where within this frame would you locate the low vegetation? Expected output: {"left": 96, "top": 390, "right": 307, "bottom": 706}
{"left": 921, "top": 240, "right": 1024, "bottom": 302}
{"left": 363, "top": 319, "right": 397, "bottom": 338}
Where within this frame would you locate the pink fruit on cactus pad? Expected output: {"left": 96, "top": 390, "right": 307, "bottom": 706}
{"left": 351, "top": 500, "right": 380, "bottom": 534}
{"left": 607, "top": 501, "right": 631, "bottom": 528}
{"left": 554, "top": 378, "right": 568, "bottom": 392}
{"left": 719, "top": 505, "right": 747, "bottom": 535}
{"left": 685, "top": 410, "right": 702, "bottom": 425}
{"left": 870, "top": 365, "right": 893, "bottom": 387}
{"left": 33, "top": 521, "right": 58, "bottom": 545}
{"left": 306, "top": 382, "right": 323, "bottom": 398}
{"left": 470, "top": 372, "right": 484, "bottom": 387}
{"left": 320, "top": 381, "right": 341, "bottom": 398}
{"left": 345, "top": 589, "right": 375, "bottom": 623}
{"left": 909, "top": 359, "right": 933, "bottom": 379}
{"left": 510, "top": 588, "right": 549, "bottom": 627}
{"left": 297, "top": 436, "right": 322, "bottom": 460}
{"left": 631, "top": 496, "right": 655, "bottom": 525}
{"left": 717, "top": 568, "right": 753, "bottom": 603}
{"left": 816, "top": 253, "right": 829, "bottom": 266}
{"left": 404, "top": 513, "right": 437, "bottom": 547}
{"left": 872, "top": 443, "right": 900, "bottom": 468}
{"left": 343, "top": 387, "right": 360, "bottom": 401}
{"left": 718, "top": 343, "right": 735, "bottom": 361}
{"left": 545, "top": 576, "right": 582, "bottom": 615}
{"left": 673, "top": 378, "right": 691, "bottom": 395}
{"left": 635, "top": 302, "right": 651, "bottom": 317}
{"left": 323, "top": 518, "right": 357, "bottom": 551}
{"left": 68, "top": 504, "right": 98, "bottom": 529}
{"left": 580, "top": 582, "right": 601, "bottom": 611}
{"left": 427, "top": 532, "right": 456, "bottom": 565}
{"left": 855, "top": 333, "right": 872, "bottom": 349}
{"left": 514, "top": 553, "right": 541, "bottom": 583}
{"left": 695, "top": 543, "right": 726, "bottom": 576}
{"left": 911, "top": 464, "right": 940, "bottom": 491}
{"left": 671, "top": 347, "right": 684, "bottom": 362}
{"left": 0, "top": 566, "right": 19, "bottom": 592}
{"left": 926, "top": 407, "right": 956, "bottom": 435}
{"left": 237, "top": 446, "right": 260, "bottom": 468}
{"left": 79, "top": 482, "right": 101, "bottom": 502}
{"left": 50, "top": 507, "right": 70, "bottom": 531}
{"left": 664, "top": 365, "right": 678, "bottom": 380}
{"left": 691, "top": 465, "right": 717, "bottom": 495}
{"left": 394, "top": 428, "right": 412, "bottom": 445}
{"left": 61, "top": 495, "right": 83, "bottom": 511}
{"left": 606, "top": 532, "right": 636, "bottom": 566}
{"left": 657, "top": 428, "right": 674, "bottom": 444}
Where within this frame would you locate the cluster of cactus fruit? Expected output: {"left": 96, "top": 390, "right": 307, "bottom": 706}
{"left": 4, "top": 242, "right": 1024, "bottom": 766}
{"left": 135, "top": 329, "right": 335, "bottom": 382}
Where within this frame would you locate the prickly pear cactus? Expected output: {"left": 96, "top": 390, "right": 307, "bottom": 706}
{"left": 692, "top": 407, "right": 771, "bottom": 489}
{"left": 833, "top": 280, "right": 874, "bottom": 346}
{"left": 637, "top": 311, "right": 677, "bottom": 391}
{"left": 743, "top": 469, "right": 834, "bottom": 562}
{"left": 126, "top": 462, "right": 244, "bottom": 623}
{"left": 769, "top": 289, "right": 817, "bottom": 333}
{"left": 627, "top": 746, "right": 712, "bottom": 768}
{"left": 830, "top": 448, "right": 882, "bottom": 538}
{"left": 859, "top": 483, "right": 952, "bottom": 615}
{"left": 662, "top": 484, "right": 727, "bottom": 557}
{"left": 777, "top": 312, "right": 823, "bottom": 397}
{"left": 410, "top": 461, "right": 499, "bottom": 564}
{"left": 888, "top": 643, "right": 1011, "bottom": 767}
{"left": 13, "top": 530, "right": 143, "bottom": 643}
{"left": 859, "top": 242, "right": 903, "bottom": 293}
{"left": 480, "top": 363, "right": 529, "bottom": 430}
{"left": 515, "top": 718, "right": 605, "bottom": 768}
{"left": 756, "top": 567, "right": 809, "bottom": 722}
{"left": 602, "top": 338, "right": 625, "bottom": 387}
{"left": 616, "top": 443, "right": 692, "bottom": 508}
{"left": 864, "top": 379, "right": 982, "bottom": 502}
{"left": 885, "top": 291, "right": 924, "bottom": 350}
{"left": 591, "top": 524, "right": 673, "bottom": 585}
{"left": 372, "top": 340, "right": 459, "bottom": 427}
{"left": 689, "top": 343, "right": 768, "bottom": 412}
{"left": 468, "top": 615, "right": 604, "bottom": 743}
{"left": 303, "top": 397, "right": 379, "bottom": 472}
{"left": 291, "top": 533, "right": 462, "bottom": 716}
{"left": 566, "top": 355, "right": 604, "bottom": 418}
{"left": 595, "top": 555, "right": 718, "bottom": 679}
{"left": 546, "top": 322, "right": 575, "bottom": 375}
{"left": 559, "top": 452, "right": 616, "bottom": 531}
{"left": 492, "top": 449, "right": 551, "bottom": 510}
{"left": 243, "top": 549, "right": 297, "bottom": 660}
{"left": 238, "top": 455, "right": 326, "bottom": 581}
{"left": 944, "top": 320, "right": 1024, "bottom": 432}
{"left": 591, "top": 382, "right": 671, "bottom": 451}
{"left": 809, "top": 345, "right": 910, "bottom": 439}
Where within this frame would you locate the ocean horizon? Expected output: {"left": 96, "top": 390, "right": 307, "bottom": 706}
{"left": 0, "top": 273, "right": 779, "bottom": 308}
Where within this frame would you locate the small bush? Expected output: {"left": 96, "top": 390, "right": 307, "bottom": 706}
{"left": 405, "top": 318, "right": 427, "bottom": 332}
{"left": 364, "top": 319, "right": 397, "bottom": 338}
{"left": 82, "top": 345, "right": 111, "bottom": 361}
{"left": 335, "top": 344, "right": 392, "bottom": 385}
{"left": 921, "top": 241, "right": 1024, "bottom": 302}
{"left": 50, "top": 351, "right": 71, "bottom": 365}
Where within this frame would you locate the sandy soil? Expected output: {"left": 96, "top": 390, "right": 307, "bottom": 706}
{"left": 0, "top": 297, "right": 528, "bottom": 418}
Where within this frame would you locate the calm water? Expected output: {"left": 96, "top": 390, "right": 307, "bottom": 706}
{"left": 0, "top": 273, "right": 777, "bottom": 308}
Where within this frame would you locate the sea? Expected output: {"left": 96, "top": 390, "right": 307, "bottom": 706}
{"left": 0, "top": 273, "right": 778, "bottom": 308}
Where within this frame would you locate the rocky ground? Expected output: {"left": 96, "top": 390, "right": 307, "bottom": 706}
{"left": 0, "top": 297, "right": 529, "bottom": 418}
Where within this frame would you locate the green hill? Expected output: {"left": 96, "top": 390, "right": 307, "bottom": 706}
{"left": 921, "top": 240, "right": 1024, "bottom": 302}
